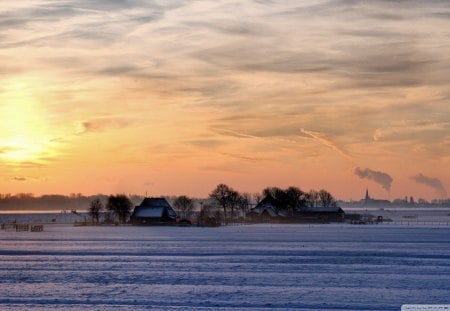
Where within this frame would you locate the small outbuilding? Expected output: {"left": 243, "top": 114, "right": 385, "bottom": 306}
{"left": 300, "top": 206, "right": 345, "bottom": 222}
{"left": 131, "top": 197, "right": 177, "bottom": 225}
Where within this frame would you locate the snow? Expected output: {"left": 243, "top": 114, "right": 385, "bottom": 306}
{"left": 133, "top": 207, "right": 164, "bottom": 218}
{"left": 344, "top": 207, "right": 450, "bottom": 223}
{"left": 1, "top": 223, "right": 450, "bottom": 310}
{"left": 0, "top": 212, "right": 88, "bottom": 224}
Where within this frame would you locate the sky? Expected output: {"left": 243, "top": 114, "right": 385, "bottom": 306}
{"left": 0, "top": 0, "right": 449, "bottom": 200}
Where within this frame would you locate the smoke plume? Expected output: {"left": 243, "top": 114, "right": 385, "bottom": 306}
{"left": 411, "top": 173, "right": 447, "bottom": 197}
{"left": 354, "top": 167, "right": 393, "bottom": 193}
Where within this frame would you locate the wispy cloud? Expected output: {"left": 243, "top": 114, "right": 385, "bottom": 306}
{"left": 186, "top": 139, "right": 227, "bottom": 148}
{"left": 212, "top": 128, "right": 258, "bottom": 139}
{"left": 10, "top": 177, "right": 27, "bottom": 181}
{"left": 0, "top": 146, "right": 21, "bottom": 154}
{"left": 354, "top": 167, "right": 393, "bottom": 193}
{"left": 220, "top": 152, "right": 267, "bottom": 163}
{"left": 300, "top": 129, "right": 352, "bottom": 159}
{"left": 79, "top": 117, "right": 136, "bottom": 134}
{"left": 411, "top": 173, "right": 447, "bottom": 198}
{"left": 3, "top": 161, "right": 47, "bottom": 168}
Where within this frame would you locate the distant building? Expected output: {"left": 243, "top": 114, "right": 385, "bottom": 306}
{"left": 130, "top": 197, "right": 177, "bottom": 225}
{"left": 363, "top": 189, "right": 391, "bottom": 207}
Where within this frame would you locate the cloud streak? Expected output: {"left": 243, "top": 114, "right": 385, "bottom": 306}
{"left": 10, "top": 177, "right": 27, "bottom": 182}
{"left": 79, "top": 117, "right": 136, "bottom": 134}
{"left": 300, "top": 129, "right": 352, "bottom": 160}
{"left": 354, "top": 167, "right": 393, "bottom": 193}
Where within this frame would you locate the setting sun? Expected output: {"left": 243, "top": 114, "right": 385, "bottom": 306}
{"left": 0, "top": 82, "right": 54, "bottom": 164}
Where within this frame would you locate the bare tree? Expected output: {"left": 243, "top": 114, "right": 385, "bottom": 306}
{"left": 262, "top": 187, "right": 288, "bottom": 213}
{"left": 252, "top": 192, "right": 263, "bottom": 206}
{"left": 306, "top": 190, "right": 320, "bottom": 209}
{"left": 238, "top": 193, "right": 252, "bottom": 216}
{"left": 174, "top": 195, "right": 194, "bottom": 219}
{"left": 209, "top": 184, "right": 241, "bottom": 224}
{"left": 106, "top": 195, "right": 133, "bottom": 224}
{"left": 318, "top": 189, "right": 337, "bottom": 208}
{"left": 263, "top": 186, "right": 306, "bottom": 215}
{"left": 285, "top": 186, "right": 306, "bottom": 215}
{"left": 88, "top": 198, "right": 103, "bottom": 224}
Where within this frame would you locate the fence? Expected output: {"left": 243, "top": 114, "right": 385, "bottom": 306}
{"left": 1, "top": 223, "right": 44, "bottom": 232}
{"left": 383, "top": 221, "right": 450, "bottom": 226}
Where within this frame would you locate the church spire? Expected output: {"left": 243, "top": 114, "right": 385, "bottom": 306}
{"left": 365, "top": 189, "right": 370, "bottom": 201}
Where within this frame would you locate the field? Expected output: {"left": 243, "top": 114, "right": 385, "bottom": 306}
{"left": 1, "top": 223, "right": 450, "bottom": 310}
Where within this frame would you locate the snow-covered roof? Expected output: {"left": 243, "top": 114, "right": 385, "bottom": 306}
{"left": 132, "top": 197, "right": 177, "bottom": 219}
{"left": 140, "top": 197, "right": 172, "bottom": 208}
{"left": 133, "top": 207, "right": 164, "bottom": 218}
{"left": 250, "top": 204, "right": 279, "bottom": 217}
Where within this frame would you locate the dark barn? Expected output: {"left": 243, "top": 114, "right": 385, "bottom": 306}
{"left": 298, "top": 207, "right": 345, "bottom": 223}
{"left": 131, "top": 197, "right": 177, "bottom": 225}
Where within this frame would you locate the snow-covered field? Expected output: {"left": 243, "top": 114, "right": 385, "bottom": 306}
{"left": 0, "top": 212, "right": 88, "bottom": 224}
{"left": 343, "top": 207, "right": 450, "bottom": 223}
{"left": 1, "top": 224, "right": 450, "bottom": 310}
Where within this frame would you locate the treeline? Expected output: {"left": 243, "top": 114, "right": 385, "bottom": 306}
{"left": 1, "top": 184, "right": 338, "bottom": 225}
{"left": 171, "top": 184, "right": 338, "bottom": 226}
{"left": 88, "top": 195, "right": 134, "bottom": 224}
{"left": 340, "top": 197, "right": 450, "bottom": 208}
{"left": 0, "top": 193, "right": 144, "bottom": 212}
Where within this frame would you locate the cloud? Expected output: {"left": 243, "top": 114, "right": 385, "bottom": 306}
{"left": 79, "top": 117, "right": 135, "bottom": 134}
{"left": 367, "top": 120, "right": 450, "bottom": 147}
{"left": 5, "top": 162, "right": 46, "bottom": 168}
{"left": 0, "top": 0, "right": 184, "bottom": 49}
{"left": 220, "top": 152, "right": 267, "bottom": 163}
{"left": 0, "top": 146, "right": 21, "bottom": 154}
{"left": 354, "top": 167, "right": 393, "bottom": 193}
{"left": 411, "top": 173, "right": 447, "bottom": 197}
{"left": 10, "top": 177, "right": 27, "bottom": 181}
{"left": 212, "top": 128, "right": 257, "bottom": 139}
{"left": 300, "top": 129, "right": 352, "bottom": 159}
{"left": 372, "top": 129, "right": 383, "bottom": 141}
{"left": 186, "top": 139, "right": 227, "bottom": 148}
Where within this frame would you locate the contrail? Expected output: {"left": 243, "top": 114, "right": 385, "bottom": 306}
{"left": 300, "top": 128, "right": 352, "bottom": 160}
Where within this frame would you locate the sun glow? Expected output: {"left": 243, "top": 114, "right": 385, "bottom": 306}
{"left": 0, "top": 80, "right": 54, "bottom": 164}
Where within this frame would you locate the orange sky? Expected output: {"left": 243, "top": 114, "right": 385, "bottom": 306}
{"left": 1, "top": 1, "right": 449, "bottom": 200}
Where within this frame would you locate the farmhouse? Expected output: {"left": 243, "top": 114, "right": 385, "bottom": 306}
{"left": 130, "top": 197, "right": 177, "bottom": 225}
{"left": 246, "top": 195, "right": 288, "bottom": 222}
{"left": 247, "top": 194, "right": 345, "bottom": 223}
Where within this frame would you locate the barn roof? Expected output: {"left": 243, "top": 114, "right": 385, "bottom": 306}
{"left": 256, "top": 194, "right": 282, "bottom": 209}
{"left": 140, "top": 197, "right": 172, "bottom": 208}
{"left": 132, "top": 197, "right": 177, "bottom": 219}
{"left": 251, "top": 204, "right": 278, "bottom": 217}
{"left": 249, "top": 195, "right": 286, "bottom": 217}
{"left": 133, "top": 206, "right": 165, "bottom": 218}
